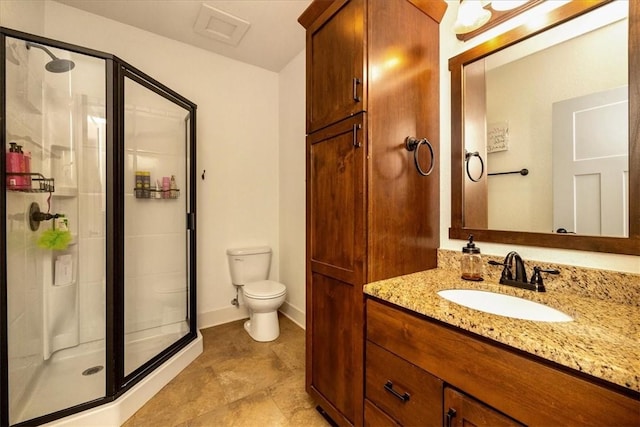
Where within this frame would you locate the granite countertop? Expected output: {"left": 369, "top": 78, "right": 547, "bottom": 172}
{"left": 363, "top": 251, "right": 640, "bottom": 394}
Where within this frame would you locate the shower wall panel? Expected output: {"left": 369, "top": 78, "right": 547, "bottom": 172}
{"left": 77, "top": 107, "right": 106, "bottom": 344}
{"left": 124, "top": 107, "right": 187, "bottom": 336}
{"left": 42, "top": 77, "right": 80, "bottom": 360}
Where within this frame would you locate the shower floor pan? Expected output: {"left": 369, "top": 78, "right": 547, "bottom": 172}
{"left": 16, "top": 321, "right": 190, "bottom": 424}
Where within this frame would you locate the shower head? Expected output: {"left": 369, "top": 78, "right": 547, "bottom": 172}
{"left": 25, "top": 41, "right": 75, "bottom": 73}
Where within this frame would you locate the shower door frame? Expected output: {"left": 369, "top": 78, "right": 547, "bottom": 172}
{"left": 0, "top": 28, "right": 198, "bottom": 427}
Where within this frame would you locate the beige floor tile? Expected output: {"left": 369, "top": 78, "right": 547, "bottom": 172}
{"left": 126, "top": 365, "right": 228, "bottom": 426}
{"left": 214, "top": 350, "right": 293, "bottom": 402}
{"left": 267, "top": 370, "right": 316, "bottom": 420}
{"left": 270, "top": 333, "right": 305, "bottom": 373}
{"left": 122, "top": 315, "right": 326, "bottom": 427}
{"left": 188, "top": 390, "right": 288, "bottom": 427}
{"left": 287, "top": 407, "right": 331, "bottom": 427}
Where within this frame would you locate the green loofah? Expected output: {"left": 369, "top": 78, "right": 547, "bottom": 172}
{"left": 37, "top": 229, "right": 72, "bottom": 250}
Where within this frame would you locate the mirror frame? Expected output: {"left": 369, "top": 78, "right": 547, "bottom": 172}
{"left": 449, "top": 0, "right": 639, "bottom": 255}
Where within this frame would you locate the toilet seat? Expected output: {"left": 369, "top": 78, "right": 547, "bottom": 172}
{"left": 243, "top": 280, "right": 286, "bottom": 299}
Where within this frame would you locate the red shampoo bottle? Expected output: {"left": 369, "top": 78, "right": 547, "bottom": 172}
{"left": 6, "top": 142, "right": 22, "bottom": 189}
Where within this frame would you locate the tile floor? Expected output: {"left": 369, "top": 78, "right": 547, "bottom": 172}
{"left": 122, "top": 315, "right": 329, "bottom": 427}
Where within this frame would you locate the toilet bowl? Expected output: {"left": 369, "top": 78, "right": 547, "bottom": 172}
{"left": 242, "top": 280, "right": 286, "bottom": 341}
{"left": 227, "top": 247, "right": 287, "bottom": 342}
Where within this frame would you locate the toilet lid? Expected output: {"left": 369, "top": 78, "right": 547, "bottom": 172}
{"left": 244, "top": 280, "right": 286, "bottom": 299}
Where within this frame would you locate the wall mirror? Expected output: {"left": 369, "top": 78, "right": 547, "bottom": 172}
{"left": 449, "top": 0, "right": 639, "bottom": 255}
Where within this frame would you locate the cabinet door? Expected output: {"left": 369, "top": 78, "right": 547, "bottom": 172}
{"left": 444, "top": 387, "right": 524, "bottom": 427}
{"left": 307, "top": 114, "right": 366, "bottom": 425}
{"left": 308, "top": 114, "right": 366, "bottom": 284}
{"left": 306, "top": 0, "right": 365, "bottom": 132}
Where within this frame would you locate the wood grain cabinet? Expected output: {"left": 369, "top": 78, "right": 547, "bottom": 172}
{"left": 366, "top": 298, "right": 640, "bottom": 427}
{"left": 299, "top": 1, "right": 447, "bottom": 425}
{"left": 305, "top": 0, "right": 365, "bottom": 133}
{"left": 307, "top": 114, "right": 366, "bottom": 426}
{"left": 444, "top": 387, "right": 523, "bottom": 427}
{"left": 365, "top": 342, "right": 443, "bottom": 427}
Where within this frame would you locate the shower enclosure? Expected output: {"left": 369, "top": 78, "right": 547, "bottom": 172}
{"left": 0, "top": 28, "right": 197, "bottom": 426}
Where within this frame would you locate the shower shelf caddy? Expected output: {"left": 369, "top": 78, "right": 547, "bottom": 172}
{"left": 134, "top": 188, "right": 180, "bottom": 199}
{"left": 6, "top": 172, "right": 55, "bottom": 193}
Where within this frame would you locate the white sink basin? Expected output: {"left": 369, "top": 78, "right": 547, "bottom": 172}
{"left": 437, "top": 289, "right": 573, "bottom": 322}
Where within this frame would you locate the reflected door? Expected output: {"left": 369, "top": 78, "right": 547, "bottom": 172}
{"left": 552, "top": 86, "right": 629, "bottom": 236}
{"left": 123, "top": 73, "right": 191, "bottom": 376}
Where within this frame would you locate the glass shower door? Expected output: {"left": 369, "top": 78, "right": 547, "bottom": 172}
{"left": 122, "top": 72, "right": 191, "bottom": 376}
{"left": 2, "top": 28, "right": 197, "bottom": 426}
{"left": 4, "top": 36, "right": 107, "bottom": 424}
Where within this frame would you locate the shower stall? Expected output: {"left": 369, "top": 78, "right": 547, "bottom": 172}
{"left": 0, "top": 28, "right": 197, "bottom": 426}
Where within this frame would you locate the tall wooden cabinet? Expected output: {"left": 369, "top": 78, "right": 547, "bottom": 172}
{"left": 299, "top": 1, "right": 447, "bottom": 425}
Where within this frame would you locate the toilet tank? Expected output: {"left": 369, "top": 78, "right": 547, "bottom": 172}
{"left": 226, "top": 246, "right": 272, "bottom": 285}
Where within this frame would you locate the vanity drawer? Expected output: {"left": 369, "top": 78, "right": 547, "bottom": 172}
{"left": 364, "top": 399, "right": 400, "bottom": 427}
{"left": 366, "top": 341, "right": 443, "bottom": 427}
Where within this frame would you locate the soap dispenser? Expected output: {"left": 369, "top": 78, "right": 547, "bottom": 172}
{"left": 461, "top": 234, "right": 483, "bottom": 281}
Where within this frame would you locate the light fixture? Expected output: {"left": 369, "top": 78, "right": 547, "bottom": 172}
{"left": 454, "top": 0, "right": 532, "bottom": 35}
{"left": 453, "top": 0, "right": 492, "bottom": 35}
{"left": 490, "top": 1, "right": 529, "bottom": 11}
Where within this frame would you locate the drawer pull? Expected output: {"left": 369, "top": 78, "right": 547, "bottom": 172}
{"left": 384, "top": 380, "right": 410, "bottom": 403}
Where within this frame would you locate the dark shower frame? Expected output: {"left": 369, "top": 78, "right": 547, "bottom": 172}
{"left": 0, "top": 27, "right": 198, "bottom": 427}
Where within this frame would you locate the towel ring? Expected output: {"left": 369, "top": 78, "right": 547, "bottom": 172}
{"left": 405, "top": 136, "right": 435, "bottom": 176}
{"left": 465, "top": 150, "right": 484, "bottom": 182}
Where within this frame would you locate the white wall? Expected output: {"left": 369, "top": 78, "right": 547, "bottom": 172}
{"left": 278, "top": 50, "right": 306, "bottom": 327}
{"left": 440, "top": 0, "right": 639, "bottom": 273}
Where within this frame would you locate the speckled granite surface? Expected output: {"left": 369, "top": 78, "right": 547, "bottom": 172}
{"left": 364, "top": 250, "right": 640, "bottom": 393}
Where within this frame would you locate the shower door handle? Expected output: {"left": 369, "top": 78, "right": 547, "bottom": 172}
{"left": 187, "top": 213, "right": 196, "bottom": 230}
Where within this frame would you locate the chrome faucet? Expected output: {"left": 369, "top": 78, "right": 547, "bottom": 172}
{"left": 488, "top": 251, "right": 559, "bottom": 292}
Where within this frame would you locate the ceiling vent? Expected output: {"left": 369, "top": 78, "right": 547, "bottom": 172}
{"left": 193, "top": 3, "right": 250, "bottom": 46}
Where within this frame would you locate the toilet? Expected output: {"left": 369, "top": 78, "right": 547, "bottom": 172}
{"left": 226, "top": 246, "right": 287, "bottom": 342}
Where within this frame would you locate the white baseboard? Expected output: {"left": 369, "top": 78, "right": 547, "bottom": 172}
{"left": 198, "top": 304, "right": 250, "bottom": 330}
{"left": 279, "top": 300, "right": 305, "bottom": 329}
{"left": 198, "top": 302, "right": 305, "bottom": 331}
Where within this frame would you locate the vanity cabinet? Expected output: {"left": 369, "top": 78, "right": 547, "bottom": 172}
{"left": 299, "top": 0, "right": 447, "bottom": 425}
{"left": 366, "top": 298, "right": 640, "bottom": 427}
